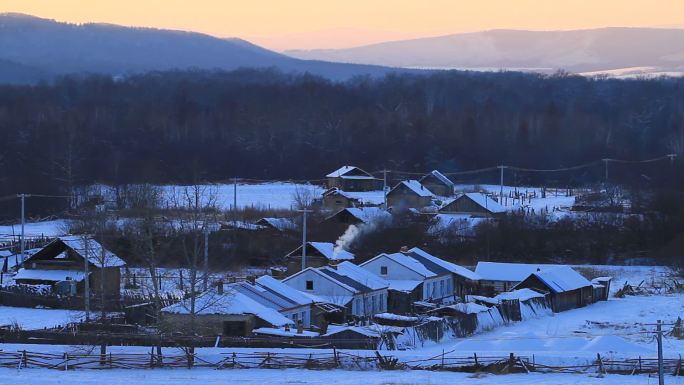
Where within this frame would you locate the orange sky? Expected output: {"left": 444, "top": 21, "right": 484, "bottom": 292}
{"left": 2, "top": 0, "right": 683, "bottom": 50}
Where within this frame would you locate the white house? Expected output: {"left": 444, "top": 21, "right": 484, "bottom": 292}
{"left": 282, "top": 261, "right": 388, "bottom": 318}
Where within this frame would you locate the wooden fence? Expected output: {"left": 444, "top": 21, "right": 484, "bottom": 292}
{"left": 0, "top": 349, "right": 681, "bottom": 376}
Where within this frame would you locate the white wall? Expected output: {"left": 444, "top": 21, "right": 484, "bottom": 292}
{"left": 361, "top": 255, "right": 426, "bottom": 281}
{"left": 283, "top": 269, "right": 355, "bottom": 305}
{"left": 423, "top": 275, "right": 453, "bottom": 300}
{"left": 281, "top": 305, "right": 311, "bottom": 328}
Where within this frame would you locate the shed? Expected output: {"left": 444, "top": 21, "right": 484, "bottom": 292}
{"left": 326, "top": 166, "right": 381, "bottom": 192}
{"left": 513, "top": 266, "right": 594, "bottom": 312}
{"left": 420, "top": 170, "right": 455, "bottom": 196}
{"left": 386, "top": 180, "right": 434, "bottom": 210}
{"left": 439, "top": 193, "right": 506, "bottom": 217}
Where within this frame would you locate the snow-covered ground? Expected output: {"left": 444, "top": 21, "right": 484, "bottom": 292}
{"left": 0, "top": 306, "right": 84, "bottom": 329}
{"left": 454, "top": 184, "right": 577, "bottom": 214}
{"left": 1, "top": 368, "right": 681, "bottom": 385}
{"left": 0, "top": 219, "right": 71, "bottom": 239}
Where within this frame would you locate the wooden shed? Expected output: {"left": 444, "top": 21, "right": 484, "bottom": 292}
{"left": 439, "top": 193, "right": 506, "bottom": 217}
{"left": 513, "top": 266, "right": 594, "bottom": 313}
{"left": 420, "top": 170, "right": 455, "bottom": 196}
{"left": 326, "top": 166, "right": 381, "bottom": 192}
{"left": 386, "top": 180, "right": 434, "bottom": 209}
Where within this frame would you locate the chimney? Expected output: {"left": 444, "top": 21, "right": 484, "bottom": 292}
{"left": 400, "top": 246, "right": 409, "bottom": 253}
{"left": 217, "top": 281, "right": 224, "bottom": 294}
{"left": 297, "top": 320, "right": 304, "bottom": 334}
{"left": 536, "top": 268, "right": 541, "bottom": 272}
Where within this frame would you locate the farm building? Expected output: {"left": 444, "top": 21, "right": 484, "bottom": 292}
{"left": 255, "top": 217, "right": 297, "bottom": 232}
{"left": 361, "top": 247, "right": 479, "bottom": 308}
{"left": 285, "top": 241, "right": 355, "bottom": 275}
{"left": 320, "top": 188, "right": 385, "bottom": 211}
{"left": 231, "top": 275, "right": 341, "bottom": 328}
{"left": 326, "top": 166, "right": 381, "bottom": 192}
{"left": 386, "top": 180, "right": 434, "bottom": 210}
{"left": 14, "top": 236, "right": 126, "bottom": 297}
{"left": 282, "top": 262, "right": 389, "bottom": 319}
{"left": 419, "top": 170, "right": 455, "bottom": 196}
{"left": 591, "top": 277, "right": 613, "bottom": 301}
{"left": 474, "top": 261, "right": 561, "bottom": 296}
{"left": 513, "top": 266, "right": 594, "bottom": 313}
{"left": 439, "top": 193, "right": 506, "bottom": 217}
{"left": 160, "top": 285, "right": 294, "bottom": 336}
{"left": 322, "top": 207, "right": 391, "bottom": 226}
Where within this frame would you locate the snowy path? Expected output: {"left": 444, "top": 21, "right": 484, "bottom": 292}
{"left": 0, "top": 368, "right": 681, "bottom": 385}
{"left": 0, "top": 306, "right": 85, "bottom": 329}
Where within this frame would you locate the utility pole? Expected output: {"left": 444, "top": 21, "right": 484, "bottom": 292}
{"left": 383, "top": 169, "right": 388, "bottom": 209}
{"left": 83, "top": 236, "right": 90, "bottom": 322}
{"left": 498, "top": 166, "right": 505, "bottom": 202}
{"left": 203, "top": 227, "right": 209, "bottom": 292}
{"left": 233, "top": 177, "right": 238, "bottom": 226}
{"left": 17, "top": 193, "right": 31, "bottom": 266}
{"left": 298, "top": 209, "right": 312, "bottom": 272}
{"left": 657, "top": 319, "right": 664, "bottom": 385}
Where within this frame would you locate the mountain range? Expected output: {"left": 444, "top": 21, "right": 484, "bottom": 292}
{"left": 0, "top": 13, "right": 404, "bottom": 83}
{"left": 287, "top": 28, "right": 684, "bottom": 76}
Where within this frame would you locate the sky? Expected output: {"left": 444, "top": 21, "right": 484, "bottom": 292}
{"left": 2, "top": 0, "right": 684, "bottom": 51}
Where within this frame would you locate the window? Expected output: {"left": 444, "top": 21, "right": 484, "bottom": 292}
{"left": 440, "top": 280, "right": 445, "bottom": 296}
{"left": 371, "top": 295, "right": 377, "bottom": 313}
{"left": 380, "top": 266, "right": 388, "bottom": 275}
{"left": 305, "top": 280, "right": 314, "bottom": 290}
{"left": 292, "top": 312, "right": 298, "bottom": 321}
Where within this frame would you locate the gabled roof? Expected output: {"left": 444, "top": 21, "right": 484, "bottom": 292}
{"left": 26, "top": 236, "right": 126, "bottom": 268}
{"left": 256, "top": 217, "right": 297, "bottom": 232}
{"left": 255, "top": 275, "right": 323, "bottom": 305}
{"left": 286, "top": 241, "right": 355, "bottom": 261}
{"left": 441, "top": 193, "right": 505, "bottom": 214}
{"left": 475, "top": 262, "right": 560, "bottom": 282}
{"left": 520, "top": 266, "right": 592, "bottom": 293}
{"left": 421, "top": 170, "right": 455, "bottom": 189}
{"left": 283, "top": 267, "right": 358, "bottom": 293}
{"left": 161, "top": 288, "right": 294, "bottom": 327}
{"left": 388, "top": 180, "right": 434, "bottom": 198}
{"left": 407, "top": 247, "right": 480, "bottom": 280}
{"left": 322, "top": 188, "right": 386, "bottom": 206}
{"left": 325, "top": 207, "right": 391, "bottom": 224}
{"left": 326, "top": 166, "right": 376, "bottom": 179}
{"left": 364, "top": 252, "right": 437, "bottom": 278}
{"left": 330, "top": 261, "right": 389, "bottom": 290}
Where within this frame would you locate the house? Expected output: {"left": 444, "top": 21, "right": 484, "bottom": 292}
{"left": 231, "top": 275, "right": 341, "bottom": 328}
{"left": 386, "top": 180, "right": 434, "bottom": 209}
{"left": 322, "top": 207, "right": 391, "bottom": 227}
{"left": 420, "top": 170, "right": 455, "bottom": 196}
{"left": 160, "top": 285, "right": 294, "bottom": 336}
{"left": 361, "top": 247, "right": 479, "bottom": 311}
{"left": 255, "top": 217, "right": 297, "bottom": 232}
{"left": 14, "top": 236, "right": 126, "bottom": 297}
{"left": 474, "top": 262, "right": 562, "bottom": 296}
{"left": 439, "top": 193, "right": 506, "bottom": 217}
{"left": 321, "top": 188, "right": 385, "bottom": 211}
{"left": 326, "top": 166, "right": 381, "bottom": 192}
{"left": 285, "top": 241, "right": 355, "bottom": 276}
{"left": 513, "top": 266, "right": 594, "bottom": 313}
{"left": 282, "top": 261, "right": 389, "bottom": 319}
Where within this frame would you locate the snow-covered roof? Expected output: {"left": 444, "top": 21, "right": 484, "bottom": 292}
{"left": 591, "top": 276, "right": 613, "bottom": 283}
{"left": 524, "top": 266, "right": 592, "bottom": 293}
{"left": 408, "top": 247, "right": 480, "bottom": 280}
{"left": 14, "top": 268, "right": 87, "bottom": 282}
{"left": 374, "top": 313, "right": 419, "bottom": 322}
{"left": 475, "top": 262, "right": 561, "bottom": 282}
{"left": 220, "top": 220, "right": 266, "bottom": 231}
{"left": 387, "top": 279, "right": 422, "bottom": 292}
{"left": 253, "top": 327, "right": 319, "bottom": 337}
{"left": 336, "top": 207, "right": 391, "bottom": 224}
{"left": 326, "top": 166, "right": 375, "bottom": 179}
{"left": 255, "top": 275, "right": 321, "bottom": 306}
{"left": 322, "top": 188, "right": 385, "bottom": 205}
{"left": 441, "top": 302, "right": 491, "bottom": 314}
{"left": 494, "top": 288, "right": 545, "bottom": 302}
{"left": 442, "top": 193, "right": 505, "bottom": 214}
{"left": 390, "top": 180, "right": 434, "bottom": 198}
{"left": 283, "top": 267, "right": 359, "bottom": 294}
{"left": 50, "top": 236, "right": 126, "bottom": 267}
{"left": 161, "top": 288, "right": 293, "bottom": 327}
{"left": 324, "top": 324, "right": 383, "bottom": 338}
{"left": 256, "top": 217, "right": 297, "bottom": 232}
{"left": 0, "top": 250, "right": 11, "bottom": 258}
{"left": 308, "top": 242, "right": 355, "bottom": 261}
{"left": 328, "top": 261, "right": 389, "bottom": 290}
{"left": 421, "top": 170, "right": 455, "bottom": 189}
{"left": 375, "top": 252, "right": 437, "bottom": 278}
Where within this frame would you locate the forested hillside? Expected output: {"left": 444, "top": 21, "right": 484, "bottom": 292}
{"left": 0, "top": 69, "right": 683, "bottom": 199}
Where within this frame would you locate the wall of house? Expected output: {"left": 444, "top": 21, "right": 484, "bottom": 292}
{"left": 283, "top": 270, "right": 355, "bottom": 307}
{"left": 286, "top": 255, "right": 328, "bottom": 276}
{"left": 478, "top": 279, "right": 519, "bottom": 296}
{"left": 441, "top": 197, "right": 490, "bottom": 216}
{"left": 328, "top": 177, "right": 378, "bottom": 192}
{"left": 281, "top": 305, "right": 312, "bottom": 328}
{"left": 361, "top": 256, "right": 426, "bottom": 281}
{"left": 422, "top": 275, "right": 453, "bottom": 301}
{"left": 387, "top": 287, "right": 421, "bottom": 314}
{"left": 160, "top": 313, "right": 268, "bottom": 336}
{"left": 387, "top": 188, "right": 431, "bottom": 209}
{"left": 351, "top": 289, "right": 388, "bottom": 317}
{"left": 322, "top": 194, "right": 354, "bottom": 210}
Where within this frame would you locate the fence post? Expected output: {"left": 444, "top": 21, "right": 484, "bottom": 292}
{"left": 509, "top": 353, "right": 515, "bottom": 372}
{"left": 333, "top": 346, "right": 339, "bottom": 368}
{"left": 474, "top": 352, "right": 478, "bottom": 367}
{"left": 64, "top": 352, "right": 68, "bottom": 371}
{"left": 20, "top": 350, "right": 27, "bottom": 369}
{"left": 100, "top": 342, "right": 107, "bottom": 366}
{"left": 441, "top": 349, "right": 445, "bottom": 369}
{"left": 596, "top": 353, "right": 603, "bottom": 376}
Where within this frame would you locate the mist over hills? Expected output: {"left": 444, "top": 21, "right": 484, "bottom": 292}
{"left": 286, "top": 28, "right": 684, "bottom": 76}
{"left": 0, "top": 13, "right": 405, "bottom": 83}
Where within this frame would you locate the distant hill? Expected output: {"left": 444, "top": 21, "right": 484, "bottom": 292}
{"left": 0, "top": 13, "right": 405, "bottom": 83}
{"left": 286, "top": 28, "right": 684, "bottom": 76}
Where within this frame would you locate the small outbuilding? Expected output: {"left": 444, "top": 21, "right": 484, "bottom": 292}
{"left": 513, "top": 266, "right": 594, "bottom": 313}
{"left": 439, "top": 193, "right": 506, "bottom": 217}
{"left": 326, "top": 166, "right": 381, "bottom": 192}
{"left": 386, "top": 180, "right": 434, "bottom": 210}
{"left": 420, "top": 170, "right": 455, "bottom": 196}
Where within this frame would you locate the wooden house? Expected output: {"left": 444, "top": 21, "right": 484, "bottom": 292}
{"left": 326, "top": 166, "right": 381, "bottom": 192}
{"left": 14, "top": 236, "right": 126, "bottom": 297}
{"left": 420, "top": 170, "right": 455, "bottom": 196}
{"left": 439, "top": 193, "right": 506, "bottom": 217}
{"left": 160, "top": 285, "right": 294, "bottom": 336}
{"left": 386, "top": 180, "right": 434, "bottom": 210}
{"left": 322, "top": 207, "right": 391, "bottom": 227}
{"left": 321, "top": 188, "right": 385, "bottom": 211}
{"left": 513, "top": 266, "right": 594, "bottom": 313}
{"left": 285, "top": 241, "right": 355, "bottom": 276}
{"left": 474, "top": 262, "right": 562, "bottom": 296}
{"left": 282, "top": 262, "right": 388, "bottom": 319}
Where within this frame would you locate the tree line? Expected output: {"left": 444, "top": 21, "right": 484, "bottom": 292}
{"left": 1, "top": 68, "right": 683, "bottom": 217}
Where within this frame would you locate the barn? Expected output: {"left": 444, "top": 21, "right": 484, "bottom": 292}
{"left": 513, "top": 266, "right": 594, "bottom": 313}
